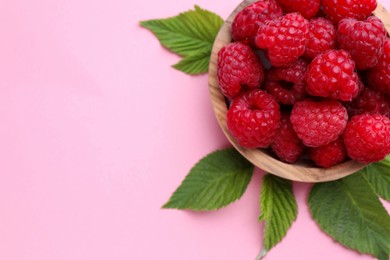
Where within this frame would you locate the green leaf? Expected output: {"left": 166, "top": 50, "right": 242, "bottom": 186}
{"left": 308, "top": 172, "right": 390, "bottom": 260}
{"left": 362, "top": 156, "right": 390, "bottom": 201}
{"left": 140, "top": 5, "right": 223, "bottom": 74}
{"left": 162, "top": 148, "right": 254, "bottom": 211}
{"left": 258, "top": 174, "right": 298, "bottom": 254}
{"left": 140, "top": 5, "right": 223, "bottom": 56}
{"left": 172, "top": 51, "right": 210, "bottom": 75}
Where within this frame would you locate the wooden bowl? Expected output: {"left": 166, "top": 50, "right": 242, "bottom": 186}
{"left": 208, "top": 0, "right": 390, "bottom": 182}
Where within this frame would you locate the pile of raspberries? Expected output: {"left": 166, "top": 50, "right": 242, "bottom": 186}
{"left": 217, "top": 0, "right": 390, "bottom": 167}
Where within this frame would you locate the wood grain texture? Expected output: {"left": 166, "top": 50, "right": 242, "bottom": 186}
{"left": 208, "top": 0, "right": 389, "bottom": 182}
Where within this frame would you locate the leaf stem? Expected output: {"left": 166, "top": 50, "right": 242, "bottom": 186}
{"left": 256, "top": 246, "right": 267, "bottom": 260}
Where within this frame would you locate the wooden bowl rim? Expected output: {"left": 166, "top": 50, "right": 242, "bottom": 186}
{"left": 208, "top": 0, "right": 390, "bottom": 182}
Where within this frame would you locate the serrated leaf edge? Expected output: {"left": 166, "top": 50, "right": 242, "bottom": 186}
{"left": 162, "top": 148, "right": 254, "bottom": 211}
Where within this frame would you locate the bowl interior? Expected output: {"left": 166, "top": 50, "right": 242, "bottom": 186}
{"left": 207, "top": 0, "right": 389, "bottom": 182}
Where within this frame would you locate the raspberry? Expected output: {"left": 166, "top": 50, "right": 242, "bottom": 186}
{"left": 304, "top": 18, "right": 336, "bottom": 59}
{"left": 271, "top": 113, "right": 304, "bottom": 163}
{"left": 217, "top": 42, "right": 264, "bottom": 99}
{"left": 367, "top": 39, "right": 390, "bottom": 96}
{"left": 343, "top": 114, "right": 390, "bottom": 163}
{"left": 255, "top": 13, "right": 309, "bottom": 67}
{"left": 322, "top": 0, "right": 377, "bottom": 23}
{"left": 265, "top": 58, "right": 308, "bottom": 105}
{"left": 309, "top": 137, "right": 347, "bottom": 168}
{"left": 290, "top": 99, "right": 348, "bottom": 147}
{"left": 268, "top": 58, "right": 308, "bottom": 83}
{"left": 227, "top": 89, "right": 280, "bottom": 148}
{"left": 266, "top": 81, "right": 306, "bottom": 106}
{"left": 276, "top": 0, "right": 320, "bottom": 19}
{"left": 346, "top": 88, "right": 390, "bottom": 118}
{"left": 337, "top": 17, "right": 386, "bottom": 70}
{"left": 356, "top": 77, "right": 365, "bottom": 96}
{"left": 232, "top": 0, "right": 283, "bottom": 45}
{"left": 306, "top": 49, "right": 359, "bottom": 101}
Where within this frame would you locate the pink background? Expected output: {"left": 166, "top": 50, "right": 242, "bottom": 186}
{"left": 0, "top": 0, "right": 389, "bottom": 259}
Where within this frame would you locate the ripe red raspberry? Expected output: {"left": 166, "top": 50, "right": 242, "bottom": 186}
{"left": 232, "top": 0, "right": 283, "bottom": 45}
{"left": 309, "top": 137, "right": 347, "bottom": 168}
{"left": 275, "top": 0, "right": 320, "bottom": 19}
{"left": 356, "top": 77, "right": 365, "bottom": 96}
{"left": 271, "top": 113, "right": 304, "bottom": 163}
{"left": 367, "top": 39, "right": 390, "bottom": 96}
{"left": 217, "top": 42, "right": 264, "bottom": 99}
{"left": 268, "top": 58, "right": 308, "bottom": 83}
{"left": 346, "top": 88, "right": 390, "bottom": 118}
{"left": 255, "top": 13, "right": 309, "bottom": 67}
{"left": 266, "top": 81, "right": 306, "bottom": 106}
{"left": 306, "top": 49, "right": 359, "bottom": 101}
{"left": 227, "top": 89, "right": 280, "bottom": 148}
{"left": 337, "top": 17, "right": 386, "bottom": 70}
{"left": 265, "top": 58, "right": 308, "bottom": 105}
{"left": 343, "top": 114, "right": 390, "bottom": 163}
{"left": 290, "top": 99, "right": 348, "bottom": 147}
{"left": 304, "top": 18, "right": 336, "bottom": 59}
{"left": 322, "top": 0, "right": 377, "bottom": 23}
